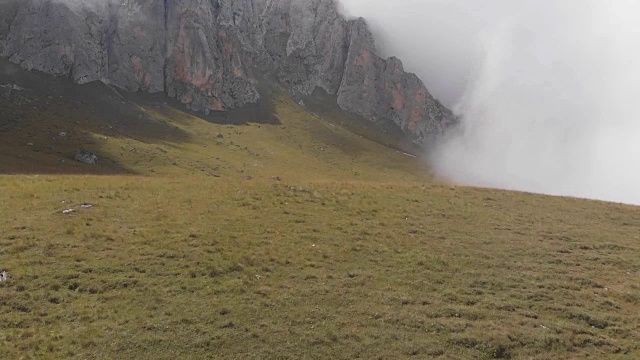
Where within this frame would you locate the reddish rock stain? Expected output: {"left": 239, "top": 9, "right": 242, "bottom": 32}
{"left": 392, "top": 83, "right": 405, "bottom": 110}
{"left": 219, "top": 29, "right": 243, "bottom": 78}
{"left": 393, "top": 62, "right": 403, "bottom": 76}
{"left": 210, "top": 96, "right": 225, "bottom": 111}
{"left": 144, "top": 73, "right": 152, "bottom": 88}
{"left": 132, "top": 26, "right": 144, "bottom": 40}
{"left": 173, "top": 16, "right": 214, "bottom": 92}
{"left": 408, "top": 89, "right": 428, "bottom": 131}
{"left": 131, "top": 55, "right": 144, "bottom": 82}
{"left": 173, "top": 16, "right": 191, "bottom": 82}
{"left": 354, "top": 49, "right": 373, "bottom": 68}
{"left": 180, "top": 94, "right": 193, "bottom": 104}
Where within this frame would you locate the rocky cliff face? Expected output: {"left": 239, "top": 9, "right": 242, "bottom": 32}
{"left": 0, "top": 0, "right": 454, "bottom": 145}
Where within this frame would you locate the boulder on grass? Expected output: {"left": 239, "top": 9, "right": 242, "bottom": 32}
{"left": 73, "top": 150, "right": 98, "bottom": 165}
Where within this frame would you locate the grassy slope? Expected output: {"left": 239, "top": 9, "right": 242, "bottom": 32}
{"left": 1, "top": 90, "right": 639, "bottom": 359}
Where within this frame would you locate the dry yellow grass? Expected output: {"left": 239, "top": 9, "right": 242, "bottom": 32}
{"left": 1, "top": 91, "right": 639, "bottom": 359}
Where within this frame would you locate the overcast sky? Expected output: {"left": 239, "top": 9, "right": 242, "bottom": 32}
{"left": 341, "top": 0, "right": 640, "bottom": 205}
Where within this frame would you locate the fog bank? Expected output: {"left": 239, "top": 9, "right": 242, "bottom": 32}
{"left": 341, "top": 0, "right": 640, "bottom": 204}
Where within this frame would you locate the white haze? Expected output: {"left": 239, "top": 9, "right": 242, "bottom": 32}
{"left": 49, "top": 0, "right": 116, "bottom": 13}
{"left": 341, "top": 0, "right": 640, "bottom": 205}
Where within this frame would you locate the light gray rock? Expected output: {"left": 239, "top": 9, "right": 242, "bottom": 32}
{"left": 0, "top": 0, "right": 455, "bottom": 145}
{"left": 0, "top": 0, "right": 19, "bottom": 47}
{"left": 74, "top": 150, "right": 98, "bottom": 164}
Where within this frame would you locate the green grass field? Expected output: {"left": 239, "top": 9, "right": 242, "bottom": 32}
{"left": 1, "top": 86, "right": 639, "bottom": 359}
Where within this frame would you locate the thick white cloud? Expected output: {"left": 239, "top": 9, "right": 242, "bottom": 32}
{"left": 341, "top": 0, "right": 640, "bottom": 204}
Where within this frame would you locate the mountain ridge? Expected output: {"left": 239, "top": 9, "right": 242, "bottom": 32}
{"left": 0, "top": 0, "right": 455, "bottom": 145}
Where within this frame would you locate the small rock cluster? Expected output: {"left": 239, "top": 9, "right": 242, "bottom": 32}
{"left": 73, "top": 150, "right": 98, "bottom": 165}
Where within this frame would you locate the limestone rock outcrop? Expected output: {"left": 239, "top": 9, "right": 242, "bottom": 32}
{"left": 0, "top": 0, "right": 454, "bottom": 144}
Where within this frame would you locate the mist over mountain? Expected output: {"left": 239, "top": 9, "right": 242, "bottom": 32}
{"left": 3, "top": 0, "right": 640, "bottom": 204}
{"left": 342, "top": 0, "right": 640, "bottom": 205}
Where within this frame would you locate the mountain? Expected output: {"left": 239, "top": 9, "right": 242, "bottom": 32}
{"left": 0, "top": 0, "right": 454, "bottom": 146}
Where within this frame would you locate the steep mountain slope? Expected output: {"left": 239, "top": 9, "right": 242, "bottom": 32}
{"left": 0, "top": 0, "right": 454, "bottom": 145}
{"left": 0, "top": 86, "right": 424, "bottom": 179}
{"left": 0, "top": 56, "right": 420, "bottom": 175}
